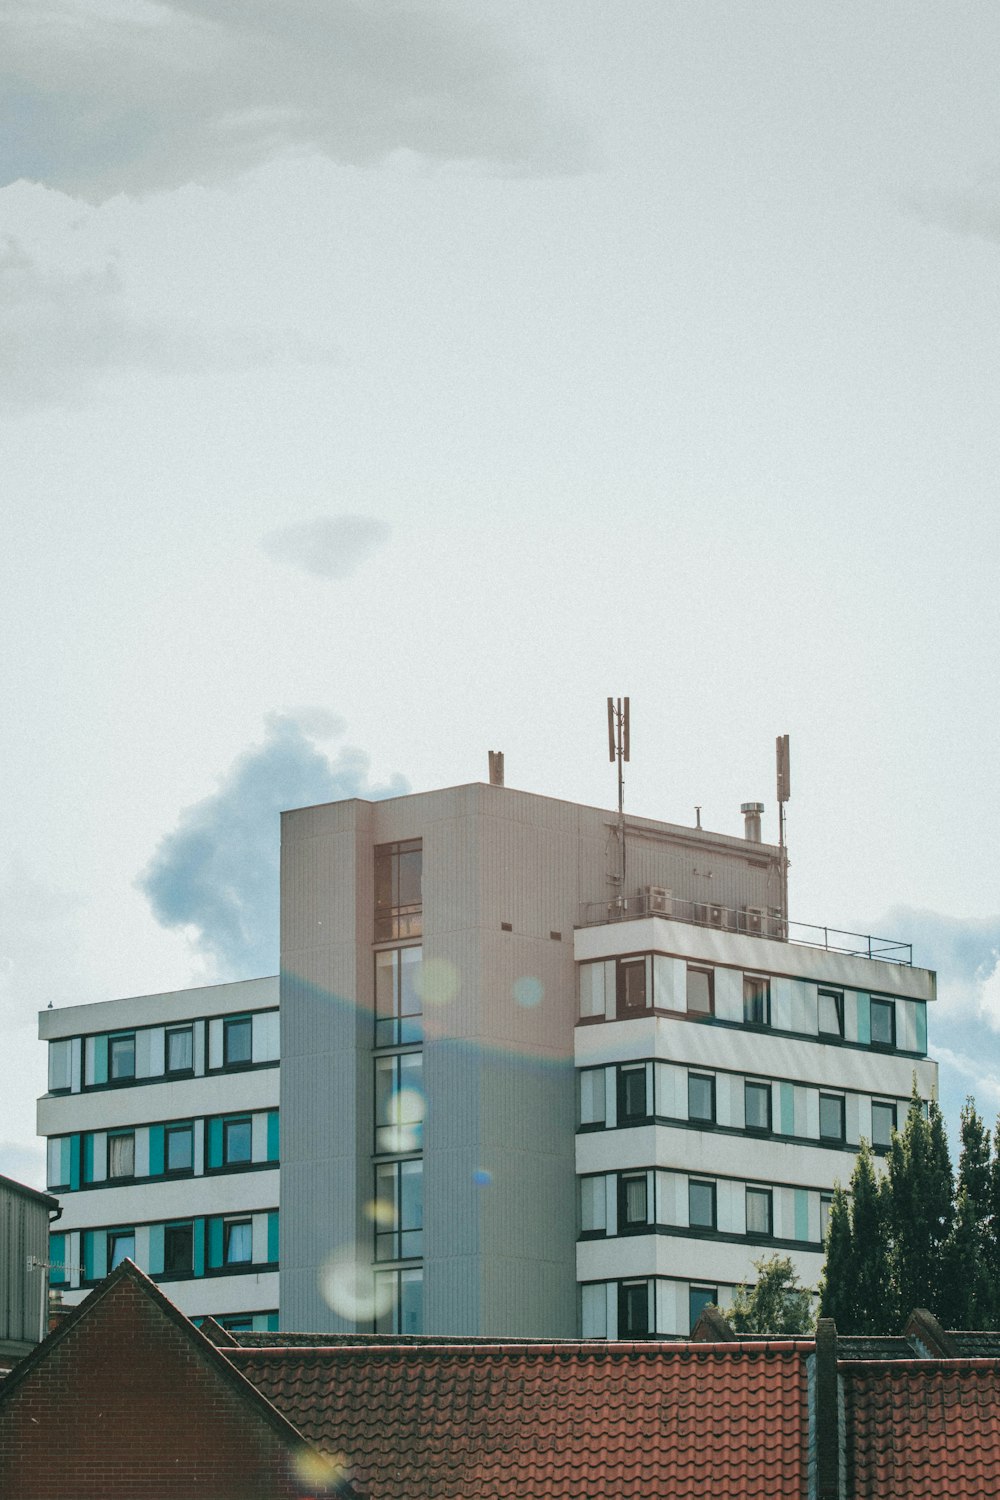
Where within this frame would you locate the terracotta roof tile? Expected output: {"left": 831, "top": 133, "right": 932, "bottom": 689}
{"left": 845, "top": 1358, "right": 1000, "bottom": 1498}
{"left": 230, "top": 1340, "right": 808, "bottom": 1499}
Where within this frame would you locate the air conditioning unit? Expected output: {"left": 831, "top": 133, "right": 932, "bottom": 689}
{"left": 743, "top": 905, "right": 766, "bottom": 936}
{"left": 644, "top": 885, "right": 672, "bottom": 916}
{"left": 700, "top": 902, "right": 725, "bottom": 928}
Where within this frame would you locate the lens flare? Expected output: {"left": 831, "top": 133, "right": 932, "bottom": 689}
{"left": 380, "top": 1086, "right": 425, "bottom": 1152}
{"left": 364, "top": 1198, "right": 396, "bottom": 1227}
{"left": 414, "top": 957, "right": 460, "bottom": 1007}
{"left": 472, "top": 1168, "right": 492, "bottom": 1187}
{"left": 512, "top": 975, "right": 544, "bottom": 1008}
{"left": 293, "top": 1447, "right": 351, "bottom": 1492}
{"left": 319, "top": 1248, "right": 396, "bottom": 1322}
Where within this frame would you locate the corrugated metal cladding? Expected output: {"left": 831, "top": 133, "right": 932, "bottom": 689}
{"left": 0, "top": 1182, "right": 52, "bottom": 1351}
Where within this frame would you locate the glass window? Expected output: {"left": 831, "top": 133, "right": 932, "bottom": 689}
{"left": 108, "top": 1230, "right": 135, "bottom": 1270}
{"left": 166, "top": 1124, "right": 194, "bottom": 1173}
{"left": 375, "top": 1267, "right": 424, "bottom": 1334}
{"left": 578, "top": 1069, "right": 606, "bottom": 1127}
{"left": 870, "top": 998, "right": 896, "bottom": 1048}
{"left": 686, "top": 967, "right": 713, "bottom": 1016}
{"left": 579, "top": 962, "right": 608, "bottom": 1020}
{"left": 620, "top": 1173, "right": 648, "bottom": 1228}
{"left": 745, "top": 1081, "right": 772, "bottom": 1133}
{"left": 223, "top": 1117, "right": 252, "bottom": 1165}
{"left": 375, "top": 947, "right": 423, "bottom": 1047}
{"left": 224, "top": 1220, "right": 253, "bottom": 1265}
{"left": 689, "top": 1285, "right": 718, "bottom": 1329}
{"left": 820, "top": 1194, "right": 833, "bottom": 1243}
{"left": 743, "top": 977, "right": 770, "bottom": 1026}
{"left": 871, "top": 1100, "right": 896, "bottom": 1148}
{"left": 108, "top": 1132, "right": 135, "bottom": 1179}
{"left": 617, "top": 958, "right": 648, "bottom": 1018}
{"left": 109, "top": 1033, "right": 135, "bottom": 1081}
{"left": 374, "top": 1053, "right": 424, "bottom": 1152}
{"left": 166, "top": 1026, "right": 193, "bottom": 1073}
{"left": 820, "top": 1093, "right": 846, "bottom": 1142}
{"left": 48, "top": 1040, "right": 72, "bottom": 1093}
{"left": 746, "top": 1187, "right": 772, "bottom": 1236}
{"left": 580, "top": 1177, "right": 607, "bottom": 1234}
{"left": 618, "top": 1066, "right": 648, "bottom": 1123}
{"left": 47, "top": 1137, "right": 71, "bottom": 1190}
{"left": 375, "top": 1160, "right": 423, "bottom": 1261}
{"left": 164, "top": 1223, "right": 193, "bottom": 1276}
{"left": 689, "top": 1179, "right": 716, "bottom": 1229}
{"left": 375, "top": 840, "right": 423, "bottom": 942}
{"left": 223, "top": 1016, "right": 252, "bottom": 1067}
{"left": 688, "top": 1072, "right": 715, "bottom": 1123}
{"left": 619, "top": 1280, "right": 650, "bottom": 1338}
{"left": 818, "top": 990, "right": 844, "bottom": 1038}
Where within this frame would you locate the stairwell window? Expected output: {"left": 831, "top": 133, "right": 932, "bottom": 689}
{"left": 375, "top": 840, "right": 423, "bottom": 942}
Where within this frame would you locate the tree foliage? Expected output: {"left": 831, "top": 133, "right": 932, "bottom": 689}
{"left": 729, "top": 1254, "right": 815, "bottom": 1335}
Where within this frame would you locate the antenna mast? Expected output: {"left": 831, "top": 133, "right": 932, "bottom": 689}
{"left": 607, "top": 697, "right": 630, "bottom": 900}
{"left": 775, "top": 733, "right": 790, "bottom": 934}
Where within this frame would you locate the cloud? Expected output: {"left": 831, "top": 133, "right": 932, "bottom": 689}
{"left": 261, "top": 515, "right": 391, "bottom": 579}
{"left": 137, "top": 711, "right": 408, "bottom": 977}
{"left": 0, "top": 235, "right": 336, "bottom": 404}
{"left": 1, "top": 0, "right": 590, "bottom": 202}
{"left": 878, "top": 906, "right": 1000, "bottom": 1025}
{"left": 0, "top": 859, "right": 86, "bottom": 1026}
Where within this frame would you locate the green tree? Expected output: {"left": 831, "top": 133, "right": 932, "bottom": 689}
{"left": 849, "top": 1140, "right": 895, "bottom": 1333}
{"left": 941, "top": 1185, "right": 996, "bottom": 1329}
{"left": 729, "top": 1254, "right": 815, "bottom": 1335}
{"left": 818, "top": 1186, "right": 854, "bottom": 1327}
{"left": 886, "top": 1089, "right": 953, "bottom": 1318}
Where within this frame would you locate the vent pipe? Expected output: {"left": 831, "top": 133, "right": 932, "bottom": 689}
{"left": 741, "top": 801, "right": 764, "bottom": 842}
{"left": 488, "top": 751, "right": 505, "bottom": 787}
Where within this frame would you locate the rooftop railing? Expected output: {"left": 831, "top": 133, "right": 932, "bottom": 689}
{"left": 576, "top": 894, "right": 912, "bottom": 965}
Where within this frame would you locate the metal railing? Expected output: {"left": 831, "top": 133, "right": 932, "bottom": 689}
{"left": 576, "top": 895, "right": 912, "bottom": 965}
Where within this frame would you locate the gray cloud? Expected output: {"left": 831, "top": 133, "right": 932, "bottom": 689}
{"left": 0, "top": 236, "right": 336, "bottom": 404}
{"left": 907, "top": 179, "right": 1000, "bottom": 246}
{"left": 138, "top": 711, "right": 408, "bottom": 976}
{"left": 1, "top": 0, "right": 590, "bottom": 202}
{"left": 261, "top": 514, "right": 391, "bottom": 579}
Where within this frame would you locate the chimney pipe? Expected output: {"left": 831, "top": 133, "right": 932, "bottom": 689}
{"left": 741, "top": 801, "right": 764, "bottom": 842}
{"left": 488, "top": 751, "right": 505, "bottom": 787}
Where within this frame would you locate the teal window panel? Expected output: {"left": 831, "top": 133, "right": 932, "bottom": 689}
{"left": 84, "top": 1230, "right": 107, "bottom": 1282}
{"left": 69, "top": 1135, "right": 81, "bottom": 1192}
{"left": 794, "top": 1189, "right": 810, "bottom": 1241}
{"left": 267, "top": 1110, "right": 280, "bottom": 1163}
{"left": 267, "top": 1210, "right": 279, "bottom": 1265}
{"left": 92, "top": 1035, "right": 109, "bottom": 1086}
{"left": 82, "top": 1133, "right": 95, "bottom": 1184}
{"left": 856, "top": 993, "right": 871, "bottom": 1046}
{"left": 148, "top": 1224, "right": 165, "bottom": 1275}
{"left": 780, "top": 1083, "right": 795, "bottom": 1136}
{"left": 207, "top": 1216, "right": 224, "bottom": 1269}
{"left": 207, "top": 1117, "right": 224, "bottom": 1169}
{"left": 265, "top": 1313, "right": 279, "bottom": 1332}
{"left": 193, "top": 1217, "right": 206, "bottom": 1277}
{"left": 82, "top": 1230, "right": 95, "bottom": 1281}
{"left": 148, "top": 1125, "right": 165, "bottom": 1177}
{"left": 915, "top": 1001, "right": 927, "bottom": 1055}
{"left": 49, "top": 1233, "right": 67, "bottom": 1286}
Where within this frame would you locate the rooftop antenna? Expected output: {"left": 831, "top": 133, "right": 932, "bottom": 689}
{"left": 607, "top": 697, "right": 630, "bottom": 898}
{"left": 776, "top": 733, "right": 791, "bottom": 933}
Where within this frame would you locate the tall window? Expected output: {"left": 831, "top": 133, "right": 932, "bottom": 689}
{"left": 746, "top": 1187, "right": 772, "bottom": 1237}
{"left": 870, "top": 998, "right": 896, "bottom": 1048}
{"left": 688, "top": 1073, "right": 716, "bottom": 1124}
{"left": 743, "top": 977, "right": 770, "bottom": 1026}
{"left": 224, "top": 1219, "right": 253, "bottom": 1265}
{"left": 580, "top": 1177, "right": 607, "bottom": 1234}
{"left": 375, "top": 840, "right": 423, "bottom": 942}
{"left": 166, "top": 1026, "right": 194, "bottom": 1073}
{"left": 619, "top": 1280, "right": 650, "bottom": 1338}
{"left": 871, "top": 1100, "right": 896, "bottom": 1149}
{"left": 109, "top": 1033, "right": 135, "bottom": 1081}
{"left": 107, "top": 1132, "right": 135, "bottom": 1179}
{"left": 618, "top": 1066, "right": 648, "bottom": 1124}
{"left": 616, "top": 958, "right": 649, "bottom": 1018}
{"left": 108, "top": 1229, "right": 135, "bottom": 1271}
{"left": 820, "top": 1093, "right": 846, "bottom": 1142}
{"left": 48, "top": 1040, "right": 72, "bottom": 1093}
{"left": 620, "top": 1173, "right": 649, "bottom": 1229}
{"left": 689, "top": 1285, "right": 717, "bottom": 1330}
{"left": 165, "top": 1124, "right": 194, "bottom": 1173}
{"left": 374, "top": 1160, "right": 423, "bottom": 1261}
{"left": 375, "top": 947, "right": 423, "bottom": 1047}
{"left": 820, "top": 1194, "right": 833, "bottom": 1243}
{"left": 818, "top": 990, "right": 844, "bottom": 1038}
{"left": 745, "top": 1081, "right": 772, "bottom": 1133}
{"left": 689, "top": 1179, "right": 716, "bottom": 1230}
{"left": 375, "top": 1267, "right": 423, "bottom": 1334}
{"left": 223, "top": 1016, "right": 252, "bottom": 1067}
{"left": 578, "top": 1070, "right": 606, "bottom": 1128}
{"left": 164, "top": 1223, "right": 193, "bottom": 1275}
{"left": 374, "top": 1053, "right": 424, "bottom": 1152}
{"left": 686, "top": 967, "right": 713, "bottom": 1016}
{"left": 223, "top": 1117, "right": 252, "bottom": 1166}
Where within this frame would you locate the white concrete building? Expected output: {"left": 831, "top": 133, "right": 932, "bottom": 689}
{"left": 37, "top": 977, "right": 279, "bottom": 1330}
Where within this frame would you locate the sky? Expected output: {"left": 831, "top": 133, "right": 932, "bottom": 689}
{"left": 2, "top": 1, "right": 999, "bottom": 1188}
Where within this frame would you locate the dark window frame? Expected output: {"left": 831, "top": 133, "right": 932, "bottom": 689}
{"left": 375, "top": 839, "right": 423, "bottom": 942}
{"left": 820, "top": 1092, "right": 846, "bottom": 1143}
{"left": 107, "top": 1130, "right": 135, "bottom": 1181}
{"left": 223, "top": 1016, "right": 253, "bottom": 1068}
{"left": 745, "top": 1186, "right": 773, "bottom": 1238}
{"left": 374, "top": 1158, "right": 424, "bottom": 1262}
{"left": 107, "top": 1228, "right": 135, "bottom": 1271}
{"left": 165, "top": 1025, "right": 194, "bottom": 1075}
{"left": 687, "top": 1072, "right": 716, "bottom": 1125}
{"left": 165, "top": 1123, "right": 194, "bottom": 1175}
{"left": 163, "top": 1221, "right": 194, "bottom": 1276}
{"left": 223, "top": 1116, "right": 253, "bottom": 1166}
{"left": 870, "top": 998, "right": 896, "bottom": 1049}
{"left": 619, "top": 1172, "right": 650, "bottom": 1230}
{"left": 109, "top": 1032, "right": 136, "bottom": 1082}
{"left": 374, "top": 946, "right": 423, "bottom": 1048}
{"left": 686, "top": 966, "right": 714, "bottom": 1017}
{"left": 688, "top": 1178, "right": 717, "bottom": 1230}
{"left": 373, "top": 1051, "right": 424, "bottom": 1153}
{"left": 744, "top": 1080, "right": 772, "bottom": 1134}
{"left": 689, "top": 1285, "right": 718, "bottom": 1330}
{"left": 818, "top": 989, "right": 844, "bottom": 1038}
{"left": 224, "top": 1218, "right": 253, "bottom": 1266}
{"left": 618, "top": 1065, "right": 649, "bottom": 1124}
{"left": 619, "top": 1279, "right": 651, "bottom": 1338}
{"left": 616, "top": 957, "right": 649, "bottom": 1019}
{"left": 743, "top": 976, "right": 771, "bottom": 1027}
{"left": 871, "top": 1099, "right": 897, "bottom": 1149}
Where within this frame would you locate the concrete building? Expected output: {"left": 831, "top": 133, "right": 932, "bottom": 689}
{"left": 37, "top": 977, "right": 279, "bottom": 1329}
{"left": 0, "top": 1174, "right": 59, "bottom": 1370}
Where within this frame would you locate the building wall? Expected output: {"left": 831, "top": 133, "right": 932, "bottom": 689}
{"left": 0, "top": 1178, "right": 57, "bottom": 1365}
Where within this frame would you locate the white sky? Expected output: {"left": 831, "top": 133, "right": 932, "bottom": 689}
{"left": 2, "top": 1, "right": 999, "bottom": 1186}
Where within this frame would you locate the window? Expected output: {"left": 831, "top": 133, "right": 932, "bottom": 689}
{"left": 375, "top": 947, "right": 423, "bottom": 1047}
{"left": 870, "top": 998, "right": 896, "bottom": 1048}
{"left": 47, "top": 1137, "right": 72, "bottom": 1190}
{"left": 688, "top": 1073, "right": 716, "bottom": 1124}
{"left": 580, "top": 1177, "right": 607, "bottom": 1234}
{"left": 745, "top": 1081, "right": 772, "bottom": 1133}
{"left": 689, "top": 1179, "right": 716, "bottom": 1230}
{"left": 579, "top": 961, "right": 609, "bottom": 1020}
{"left": 374, "top": 1160, "right": 423, "bottom": 1261}
{"left": 164, "top": 1222, "right": 193, "bottom": 1275}
{"left": 165, "top": 1124, "right": 194, "bottom": 1173}
{"left": 689, "top": 1285, "right": 718, "bottom": 1329}
{"left": 743, "top": 976, "right": 770, "bottom": 1026}
{"left": 48, "top": 1040, "right": 72, "bottom": 1093}
{"left": 820, "top": 1194, "right": 833, "bottom": 1243}
{"left": 109, "top": 1033, "right": 135, "bottom": 1081}
{"left": 620, "top": 1173, "right": 649, "bottom": 1229}
{"left": 578, "top": 1069, "right": 606, "bottom": 1127}
{"left": 871, "top": 1100, "right": 897, "bottom": 1149}
{"left": 224, "top": 1219, "right": 253, "bottom": 1265}
{"left": 686, "top": 967, "right": 714, "bottom": 1016}
{"left": 820, "top": 1093, "right": 846, "bottom": 1142}
{"left": 375, "top": 1267, "right": 423, "bottom": 1334}
{"left": 107, "top": 1132, "right": 135, "bottom": 1179}
{"left": 108, "top": 1230, "right": 135, "bottom": 1271}
{"left": 374, "top": 1053, "right": 424, "bottom": 1152}
{"left": 616, "top": 957, "right": 649, "bottom": 1018}
{"left": 223, "top": 1117, "right": 252, "bottom": 1166}
{"left": 618, "top": 1066, "right": 648, "bottom": 1124}
{"left": 619, "top": 1280, "right": 650, "bottom": 1338}
{"left": 166, "top": 1026, "right": 193, "bottom": 1073}
{"left": 375, "top": 839, "right": 423, "bottom": 942}
{"left": 746, "top": 1187, "right": 773, "bottom": 1237}
{"left": 223, "top": 1016, "right": 252, "bottom": 1067}
{"left": 818, "top": 989, "right": 844, "bottom": 1038}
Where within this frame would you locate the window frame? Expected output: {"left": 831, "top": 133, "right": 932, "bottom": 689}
{"left": 689, "top": 1285, "right": 718, "bottom": 1331}
{"left": 223, "top": 1015, "right": 253, "bottom": 1068}
{"left": 871, "top": 1099, "right": 897, "bottom": 1149}
{"left": 165, "top": 1025, "right": 194, "bottom": 1075}
{"left": 222, "top": 1116, "right": 253, "bottom": 1167}
{"left": 619, "top": 1172, "right": 650, "bottom": 1231}
{"left": 819, "top": 1092, "right": 846, "bottom": 1143}
{"left": 870, "top": 997, "right": 896, "bottom": 1049}
{"left": 687, "top": 1072, "right": 716, "bottom": 1125}
{"left": 688, "top": 1178, "right": 717, "bottom": 1231}
{"left": 374, "top": 1159, "right": 424, "bottom": 1262}
{"left": 618, "top": 1065, "right": 649, "bottom": 1124}
{"left": 742, "top": 975, "right": 771, "bottom": 1027}
{"left": 374, "top": 1051, "right": 424, "bottom": 1153}
{"left": 107, "top": 1130, "right": 135, "bottom": 1181}
{"left": 163, "top": 1221, "right": 194, "bottom": 1276}
{"left": 744, "top": 1080, "right": 772, "bottom": 1134}
{"left": 374, "top": 839, "right": 423, "bottom": 942}
{"left": 165, "top": 1123, "right": 194, "bottom": 1174}
{"left": 685, "top": 966, "right": 714, "bottom": 1017}
{"left": 745, "top": 1186, "right": 773, "bottom": 1238}
{"left": 616, "top": 956, "right": 649, "bottom": 1019}
{"left": 107, "top": 1228, "right": 135, "bottom": 1271}
{"left": 109, "top": 1032, "right": 136, "bottom": 1082}
{"left": 223, "top": 1218, "right": 253, "bottom": 1266}
{"left": 818, "top": 989, "right": 844, "bottom": 1038}
{"left": 48, "top": 1040, "right": 72, "bottom": 1094}
{"left": 619, "top": 1279, "right": 651, "bottom": 1338}
{"left": 374, "top": 946, "right": 423, "bottom": 1048}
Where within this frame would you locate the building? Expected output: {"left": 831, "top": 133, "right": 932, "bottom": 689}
{"left": 0, "top": 1175, "right": 59, "bottom": 1371}
{"left": 3, "top": 1259, "right": 999, "bottom": 1499}
{"left": 37, "top": 775, "right": 938, "bottom": 1337}
{"left": 37, "top": 976, "right": 279, "bottom": 1329}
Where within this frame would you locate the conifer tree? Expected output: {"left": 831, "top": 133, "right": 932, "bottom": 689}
{"left": 849, "top": 1140, "right": 894, "bottom": 1333}
{"left": 729, "top": 1254, "right": 814, "bottom": 1335}
{"left": 818, "top": 1185, "right": 854, "bottom": 1328}
{"left": 886, "top": 1089, "right": 953, "bottom": 1319}
{"left": 941, "top": 1185, "right": 996, "bottom": 1329}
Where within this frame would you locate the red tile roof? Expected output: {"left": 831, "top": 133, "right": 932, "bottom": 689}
{"left": 231, "top": 1339, "right": 810, "bottom": 1499}
{"left": 845, "top": 1358, "right": 1000, "bottom": 1498}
